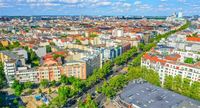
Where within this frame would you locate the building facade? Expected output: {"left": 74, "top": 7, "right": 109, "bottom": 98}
{"left": 141, "top": 52, "right": 200, "bottom": 84}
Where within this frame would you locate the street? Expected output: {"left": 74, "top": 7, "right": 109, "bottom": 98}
{"left": 66, "top": 65, "right": 126, "bottom": 108}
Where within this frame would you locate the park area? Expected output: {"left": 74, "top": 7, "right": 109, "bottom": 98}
{"left": 20, "top": 87, "right": 58, "bottom": 108}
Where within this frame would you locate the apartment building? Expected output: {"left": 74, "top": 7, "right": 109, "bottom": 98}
{"left": 81, "top": 52, "right": 101, "bottom": 76}
{"left": 13, "top": 49, "right": 101, "bottom": 83}
{"left": 1, "top": 51, "right": 27, "bottom": 85}
{"left": 112, "top": 28, "right": 124, "bottom": 37}
{"left": 102, "top": 46, "right": 122, "bottom": 61}
{"left": 37, "top": 65, "right": 62, "bottom": 82}
{"left": 16, "top": 67, "right": 39, "bottom": 83}
{"left": 63, "top": 61, "right": 87, "bottom": 79}
{"left": 15, "top": 59, "right": 99, "bottom": 82}
{"left": 4, "top": 59, "right": 20, "bottom": 85}
{"left": 159, "top": 34, "right": 200, "bottom": 52}
{"left": 141, "top": 49, "right": 200, "bottom": 85}
{"left": 0, "top": 50, "right": 26, "bottom": 64}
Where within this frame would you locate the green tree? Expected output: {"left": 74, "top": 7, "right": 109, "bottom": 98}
{"left": 109, "top": 75, "right": 128, "bottom": 90}
{"left": 68, "top": 76, "right": 77, "bottom": 84}
{"left": 190, "top": 81, "right": 200, "bottom": 100}
{"left": 138, "top": 43, "right": 145, "bottom": 51}
{"left": 72, "top": 79, "right": 85, "bottom": 93}
{"left": 19, "top": 106, "right": 26, "bottom": 108}
{"left": 24, "top": 81, "right": 33, "bottom": 89}
{"left": 26, "top": 89, "right": 34, "bottom": 95}
{"left": 101, "top": 81, "right": 116, "bottom": 98}
{"left": 25, "top": 48, "right": 40, "bottom": 67}
{"left": 172, "top": 75, "right": 182, "bottom": 93}
{"left": 49, "top": 86, "right": 71, "bottom": 106}
{"left": 0, "top": 43, "right": 6, "bottom": 50}
{"left": 164, "top": 75, "right": 173, "bottom": 90}
{"left": 78, "top": 94, "right": 98, "bottom": 108}
{"left": 49, "top": 88, "right": 52, "bottom": 93}
{"left": 50, "top": 96, "right": 67, "bottom": 108}
{"left": 0, "top": 62, "right": 6, "bottom": 89}
{"left": 126, "top": 67, "right": 142, "bottom": 80}
{"left": 46, "top": 45, "right": 52, "bottom": 53}
{"left": 13, "top": 98, "right": 18, "bottom": 105}
{"left": 0, "top": 41, "right": 21, "bottom": 50}
{"left": 40, "top": 79, "right": 49, "bottom": 88}
{"left": 163, "top": 75, "right": 200, "bottom": 101}
{"left": 50, "top": 80, "right": 57, "bottom": 87}
{"left": 11, "top": 80, "right": 26, "bottom": 96}
{"left": 184, "top": 58, "right": 195, "bottom": 64}
{"left": 75, "top": 39, "right": 82, "bottom": 45}
{"left": 114, "top": 47, "right": 137, "bottom": 66}
{"left": 142, "top": 68, "right": 160, "bottom": 86}
{"left": 50, "top": 42, "right": 56, "bottom": 46}
{"left": 39, "top": 88, "right": 42, "bottom": 94}
{"left": 130, "top": 53, "right": 144, "bottom": 66}
{"left": 60, "top": 75, "right": 68, "bottom": 84}
{"left": 89, "top": 33, "right": 98, "bottom": 38}
{"left": 60, "top": 34, "right": 68, "bottom": 38}
{"left": 182, "top": 78, "right": 191, "bottom": 97}
{"left": 53, "top": 54, "right": 63, "bottom": 60}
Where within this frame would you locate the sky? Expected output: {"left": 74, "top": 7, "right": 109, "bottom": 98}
{"left": 0, "top": 0, "right": 200, "bottom": 16}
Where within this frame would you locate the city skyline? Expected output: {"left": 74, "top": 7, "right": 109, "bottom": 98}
{"left": 0, "top": 1, "right": 200, "bottom": 107}
{"left": 0, "top": 0, "right": 200, "bottom": 16}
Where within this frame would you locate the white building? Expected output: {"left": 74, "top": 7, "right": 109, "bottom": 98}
{"left": 141, "top": 51, "right": 200, "bottom": 85}
{"left": 112, "top": 28, "right": 124, "bottom": 37}
{"left": 4, "top": 60, "right": 18, "bottom": 85}
{"left": 16, "top": 67, "right": 39, "bottom": 83}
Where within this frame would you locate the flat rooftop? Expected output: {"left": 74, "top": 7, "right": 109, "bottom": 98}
{"left": 119, "top": 80, "right": 200, "bottom": 108}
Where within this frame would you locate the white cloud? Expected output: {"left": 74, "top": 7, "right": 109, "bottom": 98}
{"left": 158, "top": 4, "right": 164, "bottom": 8}
{"left": 133, "top": 0, "right": 151, "bottom": 10}
{"left": 134, "top": 1, "right": 141, "bottom": 5}
{"left": 59, "top": 0, "right": 83, "bottom": 4}
{"left": 177, "top": 0, "right": 186, "bottom": 3}
{"left": 123, "top": 3, "right": 131, "bottom": 7}
{"left": 138, "top": 4, "right": 151, "bottom": 9}
{"left": 111, "top": 2, "right": 132, "bottom": 13}
{"left": 44, "top": 2, "right": 60, "bottom": 6}
{"left": 0, "top": 2, "right": 12, "bottom": 8}
{"left": 95, "top": 1, "right": 112, "bottom": 6}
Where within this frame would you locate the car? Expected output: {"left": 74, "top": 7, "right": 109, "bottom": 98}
{"left": 91, "top": 93, "right": 96, "bottom": 98}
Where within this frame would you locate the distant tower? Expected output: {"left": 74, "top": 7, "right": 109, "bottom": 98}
{"left": 30, "top": 16, "right": 33, "bottom": 22}
{"left": 172, "top": 12, "right": 177, "bottom": 17}
{"left": 178, "top": 12, "right": 183, "bottom": 18}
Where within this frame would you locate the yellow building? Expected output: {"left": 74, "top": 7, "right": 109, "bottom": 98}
{"left": 0, "top": 40, "right": 9, "bottom": 47}
{"left": 0, "top": 51, "right": 20, "bottom": 63}
{"left": 0, "top": 52, "right": 11, "bottom": 62}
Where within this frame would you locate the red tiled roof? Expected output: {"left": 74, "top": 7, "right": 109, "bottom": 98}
{"left": 165, "top": 54, "right": 181, "bottom": 61}
{"left": 54, "top": 51, "right": 65, "bottom": 55}
{"left": 143, "top": 53, "right": 166, "bottom": 64}
{"left": 43, "top": 59, "right": 58, "bottom": 66}
{"left": 186, "top": 37, "right": 200, "bottom": 42}
{"left": 43, "top": 54, "right": 53, "bottom": 60}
